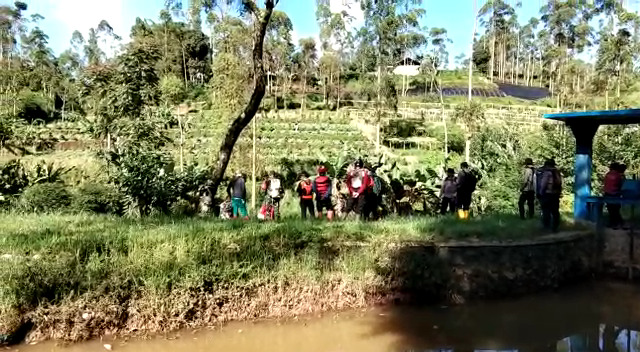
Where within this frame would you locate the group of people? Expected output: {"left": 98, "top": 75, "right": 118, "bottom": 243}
{"left": 517, "top": 158, "right": 563, "bottom": 232}
{"left": 225, "top": 171, "right": 291, "bottom": 220}
{"left": 224, "top": 158, "right": 386, "bottom": 221}
{"left": 295, "top": 166, "right": 335, "bottom": 220}
{"left": 438, "top": 162, "right": 478, "bottom": 220}
{"left": 517, "top": 157, "right": 631, "bottom": 231}
{"left": 297, "top": 159, "right": 382, "bottom": 221}
{"left": 226, "top": 155, "right": 631, "bottom": 230}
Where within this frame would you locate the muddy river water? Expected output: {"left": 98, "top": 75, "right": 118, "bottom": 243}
{"left": 12, "top": 282, "right": 640, "bottom": 352}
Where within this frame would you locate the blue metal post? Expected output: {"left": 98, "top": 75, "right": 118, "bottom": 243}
{"left": 569, "top": 123, "right": 599, "bottom": 220}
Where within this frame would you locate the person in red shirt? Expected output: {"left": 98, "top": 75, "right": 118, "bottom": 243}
{"left": 346, "top": 159, "right": 372, "bottom": 220}
{"left": 603, "top": 162, "right": 624, "bottom": 228}
{"left": 313, "top": 165, "right": 334, "bottom": 220}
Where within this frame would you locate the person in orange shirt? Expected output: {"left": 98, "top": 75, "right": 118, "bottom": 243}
{"left": 296, "top": 172, "right": 315, "bottom": 219}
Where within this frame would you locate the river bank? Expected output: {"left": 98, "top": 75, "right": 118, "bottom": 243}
{"left": 0, "top": 213, "right": 591, "bottom": 344}
{"left": 12, "top": 282, "right": 640, "bottom": 352}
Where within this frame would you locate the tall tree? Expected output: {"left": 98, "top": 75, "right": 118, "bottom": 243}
{"left": 205, "top": 0, "right": 277, "bottom": 200}
{"left": 540, "top": 0, "right": 593, "bottom": 108}
{"left": 316, "top": 1, "right": 353, "bottom": 107}
{"left": 479, "top": 0, "right": 516, "bottom": 82}
{"left": 360, "top": 0, "right": 424, "bottom": 153}
{"left": 297, "top": 37, "right": 317, "bottom": 113}
{"left": 265, "top": 10, "right": 294, "bottom": 110}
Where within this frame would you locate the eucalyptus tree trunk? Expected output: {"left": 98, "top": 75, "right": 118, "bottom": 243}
{"left": 468, "top": 0, "right": 477, "bottom": 102}
{"left": 439, "top": 79, "right": 448, "bottom": 160}
{"left": 302, "top": 70, "right": 306, "bottom": 114}
{"left": 539, "top": 56, "right": 543, "bottom": 87}
{"left": 489, "top": 4, "right": 495, "bottom": 82}
{"left": 209, "top": 0, "right": 275, "bottom": 199}
{"left": 515, "top": 34, "right": 520, "bottom": 84}
{"left": 181, "top": 45, "right": 188, "bottom": 88}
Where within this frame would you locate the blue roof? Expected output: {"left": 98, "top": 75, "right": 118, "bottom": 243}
{"left": 544, "top": 109, "right": 640, "bottom": 125}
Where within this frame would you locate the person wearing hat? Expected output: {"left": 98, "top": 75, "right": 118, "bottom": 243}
{"left": 440, "top": 168, "right": 457, "bottom": 215}
{"left": 226, "top": 171, "right": 248, "bottom": 219}
{"left": 518, "top": 158, "right": 536, "bottom": 219}
{"left": 296, "top": 171, "right": 315, "bottom": 219}
{"left": 313, "top": 165, "right": 334, "bottom": 220}
{"left": 539, "top": 159, "right": 562, "bottom": 232}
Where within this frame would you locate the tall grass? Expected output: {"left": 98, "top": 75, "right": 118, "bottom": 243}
{"left": 0, "top": 212, "right": 580, "bottom": 339}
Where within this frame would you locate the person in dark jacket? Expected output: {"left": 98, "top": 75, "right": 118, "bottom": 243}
{"left": 313, "top": 165, "right": 334, "bottom": 220}
{"left": 440, "top": 168, "right": 457, "bottom": 215}
{"left": 456, "top": 162, "right": 477, "bottom": 220}
{"left": 539, "top": 159, "right": 562, "bottom": 232}
{"left": 226, "top": 171, "right": 248, "bottom": 219}
{"left": 518, "top": 158, "right": 536, "bottom": 219}
{"left": 296, "top": 172, "right": 315, "bottom": 219}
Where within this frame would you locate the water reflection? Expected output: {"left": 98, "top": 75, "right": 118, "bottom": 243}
{"left": 13, "top": 283, "right": 640, "bottom": 352}
{"left": 371, "top": 283, "right": 640, "bottom": 352}
{"left": 556, "top": 326, "right": 640, "bottom": 352}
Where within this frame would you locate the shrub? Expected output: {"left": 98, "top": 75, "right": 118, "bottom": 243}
{"left": 73, "top": 182, "right": 123, "bottom": 215}
{"left": 0, "top": 160, "right": 29, "bottom": 201}
{"left": 16, "top": 90, "right": 52, "bottom": 123}
{"left": 20, "top": 183, "right": 72, "bottom": 212}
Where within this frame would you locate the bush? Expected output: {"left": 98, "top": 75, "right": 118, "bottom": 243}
{"left": 16, "top": 90, "right": 52, "bottom": 123}
{"left": 73, "top": 182, "right": 123, "bottom": 215}
{"left": 20, "top": 183, "right": 72, "bottom": 212}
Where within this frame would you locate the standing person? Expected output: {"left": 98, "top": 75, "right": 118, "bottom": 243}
{"left": 296, "top": 172, "right": 315, "bottom": 219}
{"left": 346, "top": 158, "right": 372, "bottom": 220}
{"left": 456, "top": 162, "right": 477, "bottom": 220}
{"left": 313, "top": 165, "right": 334, "bottom": 220}
{"left": 261, "top": 171, "right": 284, "bottom": 220}
{"left": 603, "top": 162, "right": 624, "bottom": 229}
{"left": 226, "top": 171, "right": 248, "bottom": 219}
{"left": 539, "top": 159, "right": 562, "bottom": 232}
{"left": 440, "top": 168, "right": 457, "bottom": 215}
{"left": 518, "top": 158, "right": 536, "bottom": 219}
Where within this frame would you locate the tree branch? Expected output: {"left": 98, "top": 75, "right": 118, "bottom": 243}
{"left": 209, "top": 0, "right": 275, "bottom": 200}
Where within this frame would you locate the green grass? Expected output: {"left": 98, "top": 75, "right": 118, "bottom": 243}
{"left": 0, "top": 212, "right": 586, "bottom": 340}
{"left": 0, "top": 213, "right": 578, "bottom": 297}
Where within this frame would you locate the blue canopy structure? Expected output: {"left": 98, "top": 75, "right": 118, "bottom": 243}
{"left": 544, "top": 109, "right": 640, "bottom": 220}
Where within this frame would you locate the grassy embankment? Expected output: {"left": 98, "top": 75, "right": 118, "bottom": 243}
{"left": 0, "top": 213, "right": 582, "bottom": 343}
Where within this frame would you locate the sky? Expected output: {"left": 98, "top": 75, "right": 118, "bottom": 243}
{"left": 6, "top": 0, "right": 623, "bottom": 67}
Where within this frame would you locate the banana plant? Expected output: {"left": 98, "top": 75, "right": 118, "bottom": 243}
{"left": 30, "top": 161, "right": 73, "bottom": 184}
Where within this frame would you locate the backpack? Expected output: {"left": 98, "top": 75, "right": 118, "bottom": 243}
{"left": 537, "top": 169, "right": 561, "bottom": 195}
{"left": 468, "top": 172, "right": 477, "bottom": 192}
{"left": 371, "top": 173, "right": 383, "bottom": 195}
{"left": 268, "top": 178, "right": 282, "bottom": 198}
{"left": 535, "top": 168, "right": 546, "bottom": 196}
{"left": 299, "top": 181, "right": 312, "bottom": 199}
{"left": 547, "top": 169, "right": 562, "bottom": 194}
{"left": 460, "top": 170, "right": 477, "bottom": 192}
